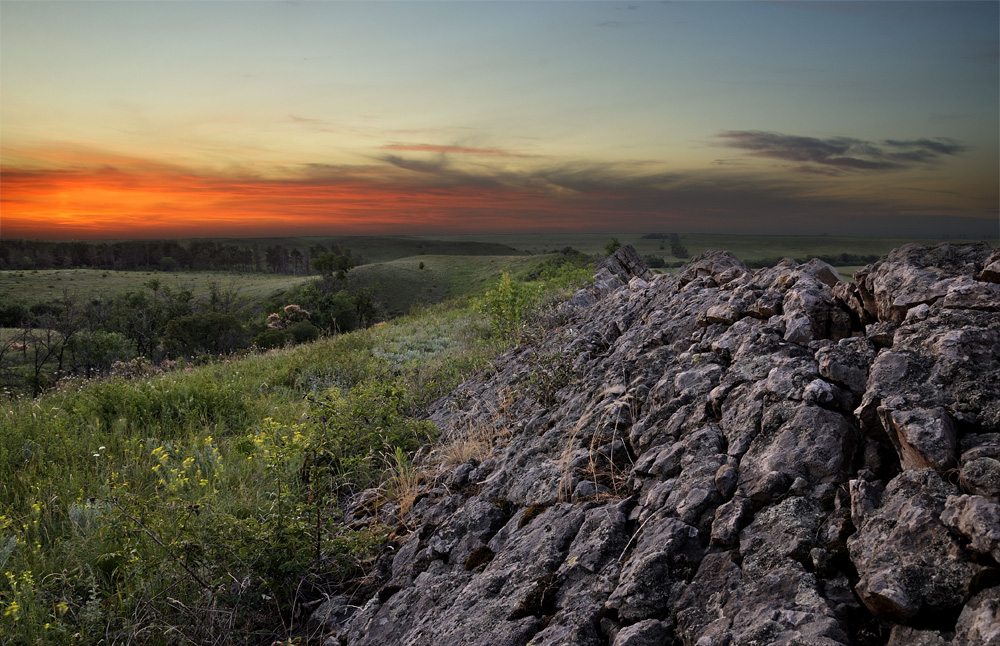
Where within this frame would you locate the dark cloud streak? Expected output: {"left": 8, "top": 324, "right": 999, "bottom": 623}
{"left": 717, "top": 130, "right": 968, "bottom": 174}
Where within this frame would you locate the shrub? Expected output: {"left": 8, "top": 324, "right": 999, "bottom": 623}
{"left": 475, "top": 272, "right": 542, "bottom": 344}
{"left": 254, "top": 328, "right": 289, "bottom": 350}
{"left": 286, "top": 321, "right": 321, "bottom": 344}
{"left": 0, "top": 302, "right": 29, "bottom": 327}
{"left": 163, "top": 312, "right": 247, "bottom": 357}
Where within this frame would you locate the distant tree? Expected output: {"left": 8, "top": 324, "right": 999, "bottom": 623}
{"left": 312, "top": 252, "right": 335, "bottom": 277}
{"left": 669, "top": 233, "right": 689, "bottom": 259}
{"left": 351, "top": 289, "right": 379, "bottom": 329}
{"left": 313, "top": 251, "right": 356, "bottom": 280}
{"left": 0, "top": 302, "right": 29, "bottom": 327}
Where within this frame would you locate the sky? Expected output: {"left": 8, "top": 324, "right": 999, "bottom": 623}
{"left": 1, "top": 0, "right": 997, "bottom": 240}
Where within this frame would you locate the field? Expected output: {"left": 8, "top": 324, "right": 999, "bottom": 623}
{"left": 0, "top": 253, "right": 589, "bottom": 643}
{"left": 427, "top": 232, "right": 991, "bottom": 269}
{"left": 344, "top": 254, "right": 550, "bottom": 318}
{"left": 0, "top": 268, "right": 313, "bottom": 308}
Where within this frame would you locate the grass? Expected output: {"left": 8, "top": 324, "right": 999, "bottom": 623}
{"left": 0, "top": 269, "right": 312, "bottom": 308}
{"left": 0, "top": 257, "right": 583, "bottom": 644}
{"left": 427, "top": 232, "right": 992, "bottom": 273}
{"left": 344, "top": 254, "right": 548, "bottom": 318}
{"left": 0, "top": 298, "right": 496, "bottom": 643}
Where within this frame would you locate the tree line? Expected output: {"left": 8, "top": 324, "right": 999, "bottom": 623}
{"left": 0, "top": 239, "right": 364, "bottom": 274}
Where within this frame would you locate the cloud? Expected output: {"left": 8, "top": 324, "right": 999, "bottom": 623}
{"left": 2, "top": 142, "right": 994, "bottom": 240}
{"left": 380, "top": 143, "right": 539, "bottom": 158}
{"left": 288, "top": 114, "right": 324, "bottom": 124}
{"left": 380, "top": 154, "right": 450, "bottom": 175}
{"left": 717, "top": 130, "right": 968, "bottom": 174}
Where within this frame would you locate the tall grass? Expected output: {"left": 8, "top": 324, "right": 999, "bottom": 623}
{"left": 0, "top": 300, "right": 498, "bottom": 643}
{"left": 0, "top": 260, "right": 588, "bottom": 644}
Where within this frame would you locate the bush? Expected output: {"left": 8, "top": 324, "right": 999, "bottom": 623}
{"left": 163, "top": 312, "right": 248, "bottom": 357}
{"left": 286, "top": 321, "right": 321, "bottom": 344}
{"left": 254, "top": 328, "right": 289, "bottom": 350}
{"left": 65, "top": 330, "right": 135, "bottom": 376}
{"left": 476, "top": 272, "right": 542, "bottom": 344}
{"left": 0, "top": 302, "right": 29, "bottom": 327}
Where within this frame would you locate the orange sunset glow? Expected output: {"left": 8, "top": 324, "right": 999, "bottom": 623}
{"left": 1, "top": 149, "right": 615, "bottom": 239}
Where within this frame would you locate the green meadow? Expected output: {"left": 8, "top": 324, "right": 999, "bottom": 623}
{"left": 343, "top": 254, "right": 549, "bottom": 318}
{"left": 0, "top": 269, "right": 313, "bottom": 309}
{"left": 0, "top": 245, "right": 590, "bottom": 644}
{"left": 430, "top": 232, "right": 987, "bottom": 271}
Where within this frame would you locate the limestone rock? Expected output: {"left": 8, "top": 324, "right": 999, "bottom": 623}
{"left": 322, "top": 243, "right": 1000, "bottom": 646}
{"left": 953, "top": 586, "right": 1000, "bottom": 645}
{"left": 854, "top": 241, "right": 994, "bottom": 323}
{"left": 847, "top": 470, "right": 987, "bottom": 621}
{"left": 941, "top": 494, "right": 1000, "bottom": 563}
{"left": 677, "top": 250, "right": 747, "bottom": 287}
{"left": 879, "top": 406, "right": 958, "bottom": 473}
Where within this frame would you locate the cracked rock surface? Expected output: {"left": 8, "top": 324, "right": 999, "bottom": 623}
{"left": 314, "top": 242, "right": 1000, "bottom": 646}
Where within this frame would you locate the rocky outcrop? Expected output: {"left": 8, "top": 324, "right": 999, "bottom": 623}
{"left": 314, "top": 243, "right": 1000, "bottom": 645}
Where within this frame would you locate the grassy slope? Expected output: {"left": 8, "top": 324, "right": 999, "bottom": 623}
{"left": 0, "top": 250, "right": 590, "bottom": 642}
{"left": 344, "top": 254, "right": 546, "bottom": 318}
{"left": 0, "top": 268, "right": 313, "bottom": 308}
{"left": 0, "top": 300, "right": 495, "bottom": 642}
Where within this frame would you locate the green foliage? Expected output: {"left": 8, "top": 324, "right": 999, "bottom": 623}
{"left": 306, "top": 376, "right": 438, "bottom": 493}
{"left": 64, "top": 330, "right": 135, "bottom": 376}
{"left": 522, "top": 347, "right": 581, "bottom": 407}
{"left": 286, "top": 321, "right": 321, "bottom": 344}
{"left": 163, "top": 312, "right": 247, "bottom": 357}
{"left": 254, "top": 328, "right": 289, "bottom": 350}
{"left": 0, "top": 297, "right": 498, "bottom": 643}
{"left": 643, "top": 254, "right": 666, "bottom": 269}
{"left": 520, "top": 249, "right": 594, "bottom": 288}
{"left": 604, "top": 237, "right": 622, "bottom": 256}
{"left": 475, "top": 272, "right": 542, "bottom": 345}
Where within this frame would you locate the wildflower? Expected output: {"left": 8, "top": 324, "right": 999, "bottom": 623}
{"left": 4, "top": 601, "right": 19, "bottom": 620}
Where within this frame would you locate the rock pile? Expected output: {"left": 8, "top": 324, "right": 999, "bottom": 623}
{"left": 315, "top": 242, "right": 1000, "bottom": 645}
